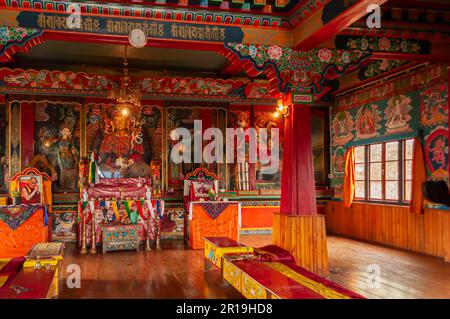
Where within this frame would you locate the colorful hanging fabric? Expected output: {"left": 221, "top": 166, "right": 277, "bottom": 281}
{"left": 146, "top": 200, "right": 155, "bottom": 219}
{"left": 111, "top": 201, "right": 120, "bottom": 220}
{"left": 78, "top": 201, "right": 89, "bottom": 222}
{"left": 88, "top": 152, "right": 96, "bottom": 184}
{"left": 123, "top": 200, "right": 133, "bottom": 217}
{"left": 136, "top": 200, "right": 146, "bottom": 220}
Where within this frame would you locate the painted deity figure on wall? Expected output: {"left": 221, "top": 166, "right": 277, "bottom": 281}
{"left": 420, "top": 83, "right": 448, "bottom": 126}
{"left": 34, "top": 102, "right": 80, "bottom": 192}
{"left": 425, "top": 126, "right": 449, "bottom": 180}
{"left": 332, "top": 147, "right": 345, "bottom": 173}
{"left": 355, "top": 104, "right": 381, "bottom": 139}
{"left": 331, "top": 111, "right": 354, "bottom": 145}
{"left": 384, "top": 95, "right": 412, "bottom": 134}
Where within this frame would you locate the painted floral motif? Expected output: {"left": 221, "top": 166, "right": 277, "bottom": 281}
{"left": 345, "top": 36, "right": 422, "bottom": 53}
{"left": 384, "top": 95, "right": 412, "bottom": 134}
{"left": 317, "top": 48, "right": 332, "bottom": 62}
{"left": 140, "top": 77, "right": 245, "bottom": 96}
{"left": 420, "top": 82, "right": 448, "bottom": 126}
{"left": 0, "top": 68, "right": 270, "bottom": 99}
{"left": 331, "top": 111, "right": 354, "bottom": 145}
{"left": 1, "top": 69, "right": 113, "bottom": 91}
{"left": 267, "top": 45, "right": 283, "bottom": 60}
{"left": 0, "top": 26, "right": 41, "bottom": 46}
{"left": 360, "top": 59, "right": 407, "bottom": 80}
{"left": 425, "top": 126, "right": 449, "bottom": 180}
{"left": 355, "top": 104, "right": 382, "bottom": 139}
{"left": 225, "top": 42, "right": 368, "bottom": 93}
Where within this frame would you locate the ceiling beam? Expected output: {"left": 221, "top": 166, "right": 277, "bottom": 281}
{"left": 292, "top": 0, "right": 389, "bottom": 51}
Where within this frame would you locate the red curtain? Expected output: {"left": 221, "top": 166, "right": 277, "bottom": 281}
{"left": 410, "top": 138, "right": 427, "bottom": 214}
{"left": 343, "top": 147, "right": 355, "bottom": 208}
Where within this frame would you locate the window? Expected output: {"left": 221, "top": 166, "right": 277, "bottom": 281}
{"left": 354, "top": 138, "right": 414, "bottom": 205}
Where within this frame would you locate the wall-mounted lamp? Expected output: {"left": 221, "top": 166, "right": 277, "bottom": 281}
{"left": 275, "top": 99, "right": 289, "bottom": 117}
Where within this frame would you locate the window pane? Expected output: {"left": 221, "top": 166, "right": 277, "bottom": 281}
{"left": 370, "top": 181, "right": 382, "bottom": 199}
{"left": 405, "top": 160, "right": 412, "bottom": 181}
{"left": 386, "top": 161, "right": 399, "bottom": 180}
{"left": 386, "top": 141, "right": 399, "bottom": 160}
{"left": 404, "top": 181, "right": 411, "bottom": 201}
{"left": 355, "top": 146, "right": 365, "bottom": 163}
{"left": 355, "top": 164, "right": 365, "bottom": 180}
{"left": 355, "top": 181, "right": 365, "bottom": 198}
{"left": 386, "top": 181, "right": 399, "bottom": 200}
{"left": 405, "top": 139, "right": 414, "bottom": 160}
{"left": 370, "top": 144, "right": 382, "bottom": 162}
{"left": 370, "top": 162, "right": 382, "bottom": 180}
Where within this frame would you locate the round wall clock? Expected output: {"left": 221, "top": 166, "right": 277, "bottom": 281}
{"left": 129, "top": 29, "right": 147, "bottom": 48}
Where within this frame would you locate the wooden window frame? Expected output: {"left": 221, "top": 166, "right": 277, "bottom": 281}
{"left": 354, "top": 138, "right": 413, "bottom": 206}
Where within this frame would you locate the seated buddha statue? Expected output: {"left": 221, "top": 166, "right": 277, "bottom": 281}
{"left": 98, "top": 105, "right": 146, "bottom": 178}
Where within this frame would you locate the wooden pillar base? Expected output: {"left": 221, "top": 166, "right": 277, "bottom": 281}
{"left": 273, "top": 213, "right": 329, "bottom": 277}
{"left": 444, "top": 212, "right": 450, "bottom": 263}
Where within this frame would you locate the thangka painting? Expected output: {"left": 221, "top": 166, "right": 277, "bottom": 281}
{"left": 0, "top": 104, "right": 7, "bottom": 193}
{"left": 254, "top": 110, "right": 283, "bottom": 190}
{"left": 52, "top": 212, "right": 77, "bottom": 242}
{"left": 384, "top": 95, "right": 413, "bottom": 134}
{"left": 355, "top": 104, "right": 382, "bottom": 140}
{"left": 160, "top": 207, "right": 184, "bottom": 236}
{"left": 424, "top": 126, "right": 448, "bottom": 180}
{"left": 34, "top": 101, "right": 80, "bottom": 192}
{"left": 332, "top": 146, "right": 346, "bottom": 174}
{"left": 87, "top": 103, "right": 162, "bottom": 179}
{"left": 331, "top": 111, "right": 354, "bottom": 146}
{"left": 167, "top": 107, "right": 221, "bottom": 190}
{"left": 420, "top": 81, "right": 448, "bottom": 127}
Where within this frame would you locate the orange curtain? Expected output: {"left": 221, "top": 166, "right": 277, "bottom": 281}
{"left": 410, "top": 138, "right": 427, "bottom": 214}
{"left": 343, "top": 147, "right": 355, "bottom": 208}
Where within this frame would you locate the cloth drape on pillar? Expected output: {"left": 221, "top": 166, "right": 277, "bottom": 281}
{"left": 410, "top": 138, "right": 427, "bottom": 214}
{"left": 280, "top": 103, "right": 317, "bottom": 215}
{"left": 343, "top": 147, "right": 355, "bottom": 208}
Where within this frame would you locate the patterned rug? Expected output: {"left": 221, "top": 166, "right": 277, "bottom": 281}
{"left": 0, "top": 205, "right": 43, "bottom": 230}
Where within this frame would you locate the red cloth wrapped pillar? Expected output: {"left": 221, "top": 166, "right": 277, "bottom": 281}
{"left": 280, "top": 103, "right": 317, "bottom": 215}
{"left": 274, "top": 94, "right": 329, "bottom": 276}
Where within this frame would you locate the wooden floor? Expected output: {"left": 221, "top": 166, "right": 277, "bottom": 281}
{"left": 59, "top": 235, "right": 450, "bottom": 299}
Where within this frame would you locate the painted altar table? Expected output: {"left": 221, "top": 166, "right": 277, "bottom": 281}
{"left": 0, "top": 204, "right": 49, "bottom": 258}
{"left": 78, "top": 198, "right": 164, "bottom": 252}
{"left": 187, "top": 201, "right": 241, "bottom": 249}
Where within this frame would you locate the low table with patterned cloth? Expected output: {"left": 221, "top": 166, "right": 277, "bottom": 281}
{"left": 0, "top": 245, "right": 62, "bottom": 299}
{"left": 0, "top": 205, "right": 49, "bottom": 258}
{"left": 102, "top": 224, "right": 140, "bottom": 253}
{"left": 204, "top": 237, "right": 253, "bottom": 270}
{"left": 187, "top": 201, "right": 241, "bottom": 249}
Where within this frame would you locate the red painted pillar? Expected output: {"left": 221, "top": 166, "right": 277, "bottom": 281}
{"left": 280, "top": 102, "right": 317, "bottom": 216}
